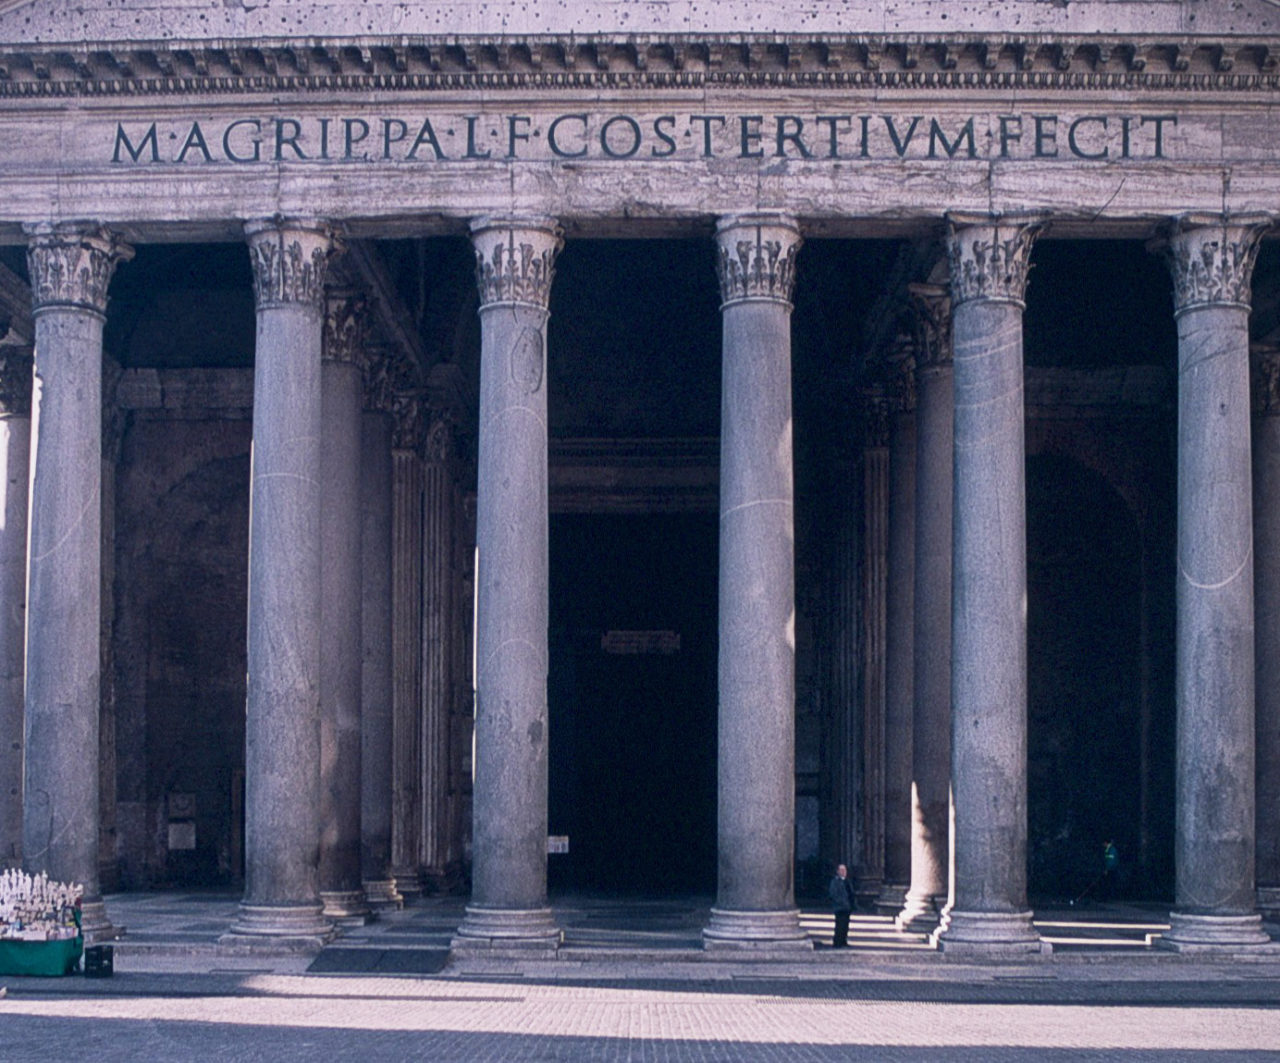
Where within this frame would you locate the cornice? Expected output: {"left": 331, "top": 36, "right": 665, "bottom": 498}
{"left": 3, "top": 34, "right": 1280, "bottom": 97}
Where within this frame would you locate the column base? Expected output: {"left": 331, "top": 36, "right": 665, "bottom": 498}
{"left": 933, "top": 909, "right": 1050, "bottom": 956}
{"left": 451, "top": 905, "right": 562, "bottom": 955}
{"left": 220, "top": 902, "right": 335, "bottom": 951}
{"left": 390, "top": 866, "right": 423, "bottom": 903}
{"left": 362, "top": 878, "right": 404, "bottom": 911}
{"left": 702, "top": 907, "right": 813, "bottom": 951}
{"left": 875, "top": 882, "right": 909, "bottom": 915}
{"left": 1155, "top": 911, "right": 1279, "bottom": 953}
{"left": 1257, "top": 887, "right": 1280, "bottom": 922}
{"left": 895, "top": 891, "right": 944, "bottom": 933}
{"left": 320, "top": 889, "right": 373, "bottom": 926}
{"left": 79, "top": 898, "right": 122, "bottom": 944}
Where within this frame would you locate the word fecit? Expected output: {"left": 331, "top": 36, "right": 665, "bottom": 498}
{"left": 111, "top": 111, "right": 1180, "bottom": 165}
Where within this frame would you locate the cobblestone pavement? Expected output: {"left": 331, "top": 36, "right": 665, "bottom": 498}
{"left": 1, "top": 893, "right": 1278, "bottom": 1061}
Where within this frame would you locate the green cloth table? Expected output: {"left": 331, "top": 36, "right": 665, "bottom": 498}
{"left": 0, "top": 934, "right": 83, "bottom": 976}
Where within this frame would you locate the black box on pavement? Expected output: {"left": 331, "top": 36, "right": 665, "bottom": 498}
{"left": 84, "top": 945, "right": 114, "bottom": 978}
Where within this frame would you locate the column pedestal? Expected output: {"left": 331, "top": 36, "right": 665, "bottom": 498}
{"left": 453, "top": 216, "right": 563, "bottom": 955}
{"left": 702, "top": 214, "right": 809, "bottom": 952}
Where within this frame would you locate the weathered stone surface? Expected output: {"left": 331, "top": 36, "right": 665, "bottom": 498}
{"left": 1159, "top": 218, "right": 1271, "bottom": 951}
{"left": 703, "top": 213, "right": 808, "bottom": 950}
{"left": 454, "top": 215, "right": 562, "bottom": 951}
{"left": 0, "top": 379, "right": 28, "bottom": 869}
{"left": 23, "top": 223, "right": 130, "bottom": 940}
{"left": 225, "top": 218, "right": 335, "bottom": 947}
{"left": 935, "top": 217, "right": 1042, "bottom": 955}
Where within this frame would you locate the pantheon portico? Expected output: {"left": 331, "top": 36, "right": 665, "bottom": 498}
{"left": 1, "top": 0, "right": 1280, "bottom": 959}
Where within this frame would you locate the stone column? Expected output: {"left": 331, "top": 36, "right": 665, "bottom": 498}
{"left": 224, "top": 218, "right": 334, "bottom": 947}
{"left": 934, "top": 216, "right": 1043, "bottom": 955}
{"left": 1255, "top": 343, "right": 1280, "bottom": 920}
{"left": 1159, "top": 216, "right": 1273, "bottom": 950}
{"left": 454, "top": 216, "right": 562, "bottom": 951}
{"left": 420, "top": 412, "right": 458, "bottom": 889}
{"left": 317, "top": 291, "right": 371, "bottom": 925}
{"left": 703, "top": 213, "right": 809, "bottom": 949}
{"left": 858, "top": 392, "right": 890, "bottom": 902}
{"left": 898, "top": 284, "right": 953, "bottom": 933}
{"left": 359, "top": 348, "right": 401, "bottom": 909}
{"left": 0, "top": 345, "right": 31, "bottom": 869}
{"left": 878, "top": 354, "right": 916, "bottom": 912}
{"left": 389, "top": 415, "right": 424, "bottom": 900}
{"left": 23, "top": 224, "right": 130, "bottom": 939}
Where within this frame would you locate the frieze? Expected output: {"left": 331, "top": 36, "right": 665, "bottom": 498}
{"left": 0, "top": 345, "right": 32, "bottom": 417}
{"left": 1252, "top": 345, "right": 1280, "bottom": 416}
{"left": 945, "top": 219, "right": 1041, "bottom": 306}
{"left": 715, "top": 218, "right": 801, "bottom": 307}
{"left": 5, "top": 36, "right": 1280, "bottom": 97}
{"left": 322, "top": 290, "right": 368, "bottom": 365}
{"left": 472, "top": 221, "right": 562, "bottom": 310}
{"left": 1163, "top": 218, "right": 1271, "bottom": 313}
{"left": 25, "top": 223, "right": 132, "bottom": 315}
{"left": 245, "top": 220, "right": 334, "bottom": 310}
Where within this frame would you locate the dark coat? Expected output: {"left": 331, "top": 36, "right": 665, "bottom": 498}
{"left": 828, "top": 874, "right": 853, "bottom": 912}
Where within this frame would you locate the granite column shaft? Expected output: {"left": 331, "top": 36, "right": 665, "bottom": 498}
{"left": 318, "top": 292, "right": 370, "bottom": 924}
{"left": 1161, "top": 217, "right": 1271, "bottom": 950}
{"left": 23, "top": 224, "right": 130, "bottom": 939}
{"left": 935, "top": 218, "right": 1042, "bottom": 954}
{"left": 703, "top": 214, "right": 809, "bottom": 949}
{"left": 454, "top": 216, "right": 562, "bottom": 950}
{"left": 226, "top": 218, "right": 334, "bottom": 947}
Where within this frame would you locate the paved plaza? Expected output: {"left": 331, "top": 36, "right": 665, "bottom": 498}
{"left": 2, "top": 893, "right": 1279, "bottom": 1061}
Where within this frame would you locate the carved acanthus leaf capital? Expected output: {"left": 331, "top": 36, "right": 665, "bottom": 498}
{"left": 861, "top": 387, "right": 892, "bottom": 449}
{"left": 323, "top": 290, "right": 368, "bottom": 365}
{"left": 471, "top": 216, "right": 563, "bottom": 310}
{"left": 908, "top": 282, "right": 953, "bottom": 370}
{"left": 424, "top": 411, "right": 458, "bottom": 466}
{"left": 25, "top": 223, "right": 133, "bottom": 315}
{"left": 715, "top": 214, "right": 802, "bottom": 307}
{"left": 387, "top": 353, "right": 424, "bottom": 451}
{"left": 884, "top": 336, "right": 917, "bottom": 413}
{"left": 945, "top": 217, "right": 1041, "bottom": 307}
{"left": 245, "top": 218, "right": 337, "bottom": 310}
{"left": 360, "top": 344, "right": 396, "bottom": 413}
{"left": 1163, "top": 216, "right": 1271, "bottom": 314}
{"left": 1252, "top": 345, "right": 1280, "bottom": 416}
{"left": 0, "top": 346, "right": 33, "bottom": 416}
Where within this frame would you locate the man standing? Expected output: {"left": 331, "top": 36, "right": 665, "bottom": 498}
{"left": 829, "top": 863, "right": 854, "bottom": 948}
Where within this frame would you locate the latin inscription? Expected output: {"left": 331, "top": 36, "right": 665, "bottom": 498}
{"left": 111, "top": 111, "right": 1178, "bottom": 165}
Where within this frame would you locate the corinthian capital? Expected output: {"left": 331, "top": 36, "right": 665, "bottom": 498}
{"left": 908, "top": 282, "right": 953, "bottom": 370}
{"left": 715, "top": 214, "right": 802, "bottom": 307}
{"left": 25, "top": 223, "right": 133, "bottom": 315}
{"left": 471, "top": 216, "right": 562, "bottom": 310}
{"left": 945, "top": 216, "right": 1041, "bottom": 307}
{"left": 245, "top": 218, "right": 336, "bottom": 310}
{"left": 323, "top": 290, "right": 368, "bottom": 365}
{"left": 1163, "top": 215, "right": 1272, "bottom": 315}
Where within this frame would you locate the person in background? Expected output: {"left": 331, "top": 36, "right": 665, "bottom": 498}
{"left": 829, "top": 862, "right": 854, "bottom": 948}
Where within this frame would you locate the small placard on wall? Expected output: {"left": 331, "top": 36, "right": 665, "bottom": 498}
{"left": 601, "top": 630, "right": 680, "bottom": 655}
{"left": 168, "top": 821, "right": 197, "bottom": 851}
{"left": 546, "top": 835, "right": 570, "bottom": 854}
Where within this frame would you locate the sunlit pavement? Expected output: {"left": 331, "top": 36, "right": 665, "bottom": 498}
{"left": 2, "top": 892, "right": 1278, "bottom": 1061}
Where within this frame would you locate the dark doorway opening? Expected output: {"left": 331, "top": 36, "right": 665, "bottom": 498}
{"left": 1026, "top": 454, "right": 1171, "bottom": 902}
{"left": 549, "top": 513, "right": 718, "bottom": 895}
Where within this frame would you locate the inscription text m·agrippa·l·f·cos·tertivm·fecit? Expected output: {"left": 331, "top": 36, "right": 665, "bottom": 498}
{"left": 111, "top": 111, "right": 1180, "bottom": 165}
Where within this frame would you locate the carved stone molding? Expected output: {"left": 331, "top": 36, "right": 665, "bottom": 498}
{"left": 0, "top": 346, "right": 33, "bottom": 417}
{"left": 946, "top": 217, "right": 1041, "bottom": 307}
{"left": 25, "top": 223, "right": 133, "bottom": 315}
{"left": 715, "top": 214, "right": 802, "bottom": 307}
{"left": 908, "top": 282, "right": 953, "bottom": 369}
{"left": 322, "top": 290, "right": 368, "bottom": 365}
{"left": 471, "top": 216, "right": 562, "bottom": 311}
{"left": 245, "top": 218, "right": 336, "bottom": 311}
{"left": 1163, "top": 216, "right": 1272, "bottom": 314}
{"left": 1253, "top": 345, "right": 1280, "bottom": 417}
